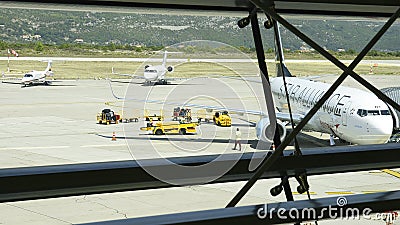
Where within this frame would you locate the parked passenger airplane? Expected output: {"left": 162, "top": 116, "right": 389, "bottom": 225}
{"left": 112, "top": 51, "right": 176, "bottom": 85}
{"left": 270, "top": 74, "right": 393, "bottom": 145}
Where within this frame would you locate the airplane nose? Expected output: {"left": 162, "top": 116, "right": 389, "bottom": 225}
{"left": 144, "top": 72, "right": 157, "bottom": 81}
{"left": 363, "top": 119, "right": 393, "bottom": 144}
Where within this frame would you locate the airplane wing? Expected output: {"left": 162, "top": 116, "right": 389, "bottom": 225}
{"left": 111, "top": 68, "right": 146, "bottom": 79}
{"left": 275, "top": 111, "right": 304, "bottom": 124}
{"left": 1, "top": 80, "right": 21, "bottom": 85}
{"left": 108, "top": 81, "right": 267, "bottom": 116}
{"left": 109, "top": 80, "right": 303, "bottom": 122}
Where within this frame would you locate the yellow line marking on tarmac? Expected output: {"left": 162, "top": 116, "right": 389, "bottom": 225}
{"left": 381, "top": 169, "right": 400, "bottom": 179}
{"left": 325, "top": 191, "right": 354, "bottom": 195}
{"left": 292, "top": 192, "right": 317, "bottom": 195}
{"left": 362, "top": 191, "right": 386, "bottom": 194}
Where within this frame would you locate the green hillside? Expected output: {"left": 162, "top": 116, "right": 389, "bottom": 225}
{"left": 0, "top": 8, "right": 399, "bottom": 52}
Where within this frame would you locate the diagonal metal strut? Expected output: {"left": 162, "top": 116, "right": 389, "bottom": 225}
{"left": 227, "top": 2, "right": 400, "bottom": 207}
{"left": 249, "top": 8, "right": 295, "bottom": 205}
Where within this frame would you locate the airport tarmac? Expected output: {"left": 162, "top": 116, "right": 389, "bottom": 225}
{"left": 0, "top": 75, "right": 399, "bottom": 225}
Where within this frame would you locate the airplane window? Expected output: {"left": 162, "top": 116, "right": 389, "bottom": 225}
{"left": 367, "top": 110, "right": 380, "bottom": 116}
{"left": 24, "top": 74, "right": 33, "bottom": 77}
{"left": 381, "top": 110, "right": 390, "bottom": 115}
{"left": 145, "top": 70, "right": 157, "bottom": 73}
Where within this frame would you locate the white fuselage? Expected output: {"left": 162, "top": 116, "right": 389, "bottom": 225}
{"left": 270, "top": 77, "right": 393, "bottom": 145}
{"left": 21, "top": 71, "right": 47, "bottom": 85}
{"left": 21, "top": 61, "right": 53, "bottom": 86}
{"left": 143, "top": 65, "right": 167, "bottom": 82}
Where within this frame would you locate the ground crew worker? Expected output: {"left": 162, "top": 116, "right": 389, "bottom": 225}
{"left": 329, "top": 134, "right": 336, "bottom": 146}
{"left": 232, "top": 128, "right": 242, "bottom": 151}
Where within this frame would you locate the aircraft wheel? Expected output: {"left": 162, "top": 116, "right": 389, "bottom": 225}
{"left": 297, "top": 185, "right": 306, "bottom": 194}
{"left": 270, "top": 185, "right": 283, "bottom": 197}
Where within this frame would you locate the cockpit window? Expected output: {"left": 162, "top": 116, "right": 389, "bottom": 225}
{"left": 367, "top": 110, "right": 380, "bottom": 115}
{"left": 357, "top": 109, "right": 385, "bottom": 117}
{"left": 357, "top": 109, "right": 367, "bottom": 117}
{"left": 24, "top": 74, "right": 33, "bottom": 77}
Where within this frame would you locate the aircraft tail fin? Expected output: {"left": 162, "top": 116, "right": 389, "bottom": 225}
{"left": 45, "top": 60, "right": 52, "bottom": 72}
{"left": 162, "top": 51, "right": 168, "bottom": 66}
{"left": 274, "top": 24, "right": 293, "bottom": 77}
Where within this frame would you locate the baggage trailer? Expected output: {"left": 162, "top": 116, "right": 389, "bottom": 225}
{"left": 172, "top": 107, "right": 192, "bottom": 123}
{"left": 140, "top": 122, "right": 198, "bottom": 135}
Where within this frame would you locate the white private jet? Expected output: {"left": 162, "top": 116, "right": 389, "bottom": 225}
{"left": 2, "top": 60, "right": 54, "bottom": 87}
{"left": 112, "top": 51, "right": 176, "bottom": 85}
{"left": 109, "top": 28, "right": 396, "bottom": 146}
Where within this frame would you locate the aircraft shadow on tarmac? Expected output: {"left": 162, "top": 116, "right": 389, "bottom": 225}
{"left": 110, "top": 80, "right": 202, "bottom": 86}
{"left": 97, "top": 133, "right": 243, "bottom": 143}
{"left": 20, "top": 84, "right": 77, "bottom": 88}
{"left": 2, "top": 81, "right": 77, "bottom": 88}
{"left": 96, "top": 127, "right": 336, "bottom": 150}
{"left": 95, "top": 133, "right": 269, "bottom": 150}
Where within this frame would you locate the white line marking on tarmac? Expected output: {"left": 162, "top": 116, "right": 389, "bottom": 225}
{"left": 0, "top": 146, "right": 70, "bottom": 151}
{"left": 80, "top": 144, "right": 127, "bottom": 148}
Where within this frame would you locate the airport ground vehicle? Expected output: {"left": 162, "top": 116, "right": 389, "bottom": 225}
{"left": 389, "top": 132, "right": 400, "bottom": 143}
{"left": 213, "top": 111, "right": 231, "bottom": 127}
{"left": 120, "top": 117, "right": 139, "bottom": 123}
{"left": 97, "top": 109, "right": 121, "bottom": 125}
{"left": 119, "top": 110, "right": 139, "bottom": 123}
{"left": 140, "top": 121, "right": 198, "bottom": 135}
{"left": 144, "top": 110, "right": 164, "bottom": 122}
{"left": 196, "top": 109, "right": 214, "bottom": 123}
{"left": 172, "top": 107, "right": 192, "bottom": 122}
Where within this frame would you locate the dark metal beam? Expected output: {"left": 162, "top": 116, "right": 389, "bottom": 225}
{"left": 248, "top": 5, "right": 295, "bottom": 204}
{"left": 79, "top": 190, "right": 400, "bottom": 225}
{"left": 0, "top": 144, "right": 399, "bottom": 203}
{"left": 226, "top": 2, "right": 400, "bottom": 207}
{"left": 2, "top": 0, "right": 399, "bottom": 17}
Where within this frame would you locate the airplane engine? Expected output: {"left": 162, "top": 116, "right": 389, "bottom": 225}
{"left": 255, "top": 117, "right": 286, "bottom": 143}
{"left": 145, "top": 65, "right": 152, "bottom": 69}
{"left": 167, "top": 66, "right": 174, "bottom": 72}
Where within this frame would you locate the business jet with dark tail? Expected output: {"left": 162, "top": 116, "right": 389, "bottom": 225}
{"left": 112, "top": 51, "right": 175, "bottom": 85}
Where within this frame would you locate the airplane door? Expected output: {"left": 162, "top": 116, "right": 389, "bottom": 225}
{"left": 341, "top": 101, "right": 352, "bottom": 126}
